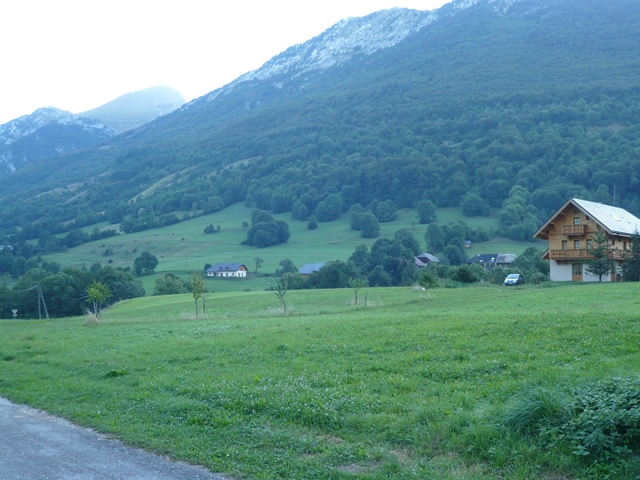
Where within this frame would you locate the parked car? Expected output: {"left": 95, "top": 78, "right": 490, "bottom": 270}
{"left": 504, "top": 273, "right": 524, "bottom": 286}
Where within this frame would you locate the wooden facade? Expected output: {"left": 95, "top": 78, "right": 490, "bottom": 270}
{"left": 534, "top": 198, "right": 640, "bottom": 282}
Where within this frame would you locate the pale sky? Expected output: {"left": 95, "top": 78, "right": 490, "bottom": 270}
{"left": 0, "top": 1, "right": 449, "bottom": 125}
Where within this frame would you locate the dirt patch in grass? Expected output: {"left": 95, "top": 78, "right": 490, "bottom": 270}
{"left": 319, "top": 434, "right": 344, "bottom": 444}
{"left": 337, "top": 463, "right": 364, "bottom": 474}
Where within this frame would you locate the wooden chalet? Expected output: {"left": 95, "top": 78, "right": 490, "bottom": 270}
{"left": 534, "top": 198, "right": 640, "bottom": 282}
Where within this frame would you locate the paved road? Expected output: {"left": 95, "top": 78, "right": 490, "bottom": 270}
{"left": 0, "top": 397, "right": 231, "bottom": 480}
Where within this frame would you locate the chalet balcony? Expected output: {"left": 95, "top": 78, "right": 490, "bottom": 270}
{"left": 549, "top": 249, "right": 625, "bottom": 260}
{"left": 562, "top": 225, "right": 587, "bottom": 236}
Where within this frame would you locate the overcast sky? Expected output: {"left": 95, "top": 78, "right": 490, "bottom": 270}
{"left": 0, "top": 1, "right": 449, "bottom": 125}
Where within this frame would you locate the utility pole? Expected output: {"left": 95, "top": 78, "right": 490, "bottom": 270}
{"left": 37, "top": 284, "right": 49, "bottom": 320}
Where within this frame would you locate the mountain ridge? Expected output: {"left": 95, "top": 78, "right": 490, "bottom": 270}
{"left": 201, "top": 8, "right": 438, "bottom": 105}
{"left": 79, "top": 85, "right": 185, "bottom": 133}
{"left": 0, "top": 86, "right": 185, "bottom": 175}
{"left": 194, "top": 0, "right": 526, "bottom": 108}
{"left": 0, "top": 108, "right": 115, "bottom": 174}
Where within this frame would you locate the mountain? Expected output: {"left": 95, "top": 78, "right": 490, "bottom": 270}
{"left": 199, "top": 8, "right": 438, "bottom": 105}
{"left": 2, "top": 0, "right": 640, "bottom": 246}
{"left": 79, "top": 86, "right": 185, "bottom": 133}
{"left": 0, "top": 107, "right": 115, "bottom": 175}
{"left": 0, "top": 86, "right": 185, "bottom": 177}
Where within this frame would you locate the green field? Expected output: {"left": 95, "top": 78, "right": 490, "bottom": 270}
{"left": 45, "top": 204, "right": 537, "bottom": 295}
{"left": 2, "top": 282, "right": 640, "bottom": 478}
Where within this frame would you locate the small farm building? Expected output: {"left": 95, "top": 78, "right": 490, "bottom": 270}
{"left": 414, "top": 253, "right": 440, "bottom": 268}
{"left": 298, "top": 263, "right": 325, "bottom": 276}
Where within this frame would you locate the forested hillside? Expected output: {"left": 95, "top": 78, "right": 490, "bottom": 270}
{"left": 2, "top": 0, "right": 639, "bottom": 247}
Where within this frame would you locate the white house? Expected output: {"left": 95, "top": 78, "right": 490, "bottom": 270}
{"left": 206, "top": 263, "right": 248, "bottom": 278}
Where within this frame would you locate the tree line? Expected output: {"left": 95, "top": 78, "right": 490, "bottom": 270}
{"left": 0, "top": 265, "right": 144, "bottom": 319}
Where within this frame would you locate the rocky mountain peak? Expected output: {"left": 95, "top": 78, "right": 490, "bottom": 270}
{"left": 0, "top": 108, "right": 114, "bottom": 147}
{"left": 202, "top": 8, "right": 438, "bottom": 103}
{"left": 197, "top": 0, "right": 529, "bottom": 107}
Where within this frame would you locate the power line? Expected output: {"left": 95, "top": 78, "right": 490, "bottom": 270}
{"left": 2, "top": 283, "right": 49, "bottom": 319}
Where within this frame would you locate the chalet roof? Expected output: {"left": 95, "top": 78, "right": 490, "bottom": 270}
{"left": 415, "top": 253, "right": 440, "bottom": 267}
{"left": 534, "top": 198, "right": 640, "bottom": 239}
{"left": 298, "top": 263, "right": 325, "bottom": 275}
{"left": 207, "top": 262, "right": 246, "bottom": 272}
{"left": 467, "top": 253, "right": 498, "bottom": 265}
{"left": 496, "top": 253, "right": 517, "bottom": 264}
{"left": 416, "top": 253, "right": 439, "bottom": 263}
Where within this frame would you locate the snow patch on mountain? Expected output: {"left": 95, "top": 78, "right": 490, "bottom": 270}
{"left": 453, "top": 0, "right": 520, "bottom": 13}
{"left": 0, "top": 107, "right": 116, "bottom": 175}
{"left": 202, "top": 8, "right": 437, "bottom": 103}
{"left": 0, "top": 107, "right": 114, "bottom": 146}
{"left": 192, "top": 1, "right": 526, "bottom": 108}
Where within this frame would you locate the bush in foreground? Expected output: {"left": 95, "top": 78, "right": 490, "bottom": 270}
{"left": 503, "top": 377, "right": 640, "bottom": 474}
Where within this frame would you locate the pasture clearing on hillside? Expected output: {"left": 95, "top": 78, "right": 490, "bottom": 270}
{"left": 42, "top": 204, "right": 533, "bottom": 295}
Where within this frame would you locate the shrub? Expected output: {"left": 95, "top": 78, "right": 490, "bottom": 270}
{"left": 450, "top": 265, "right": 479, "bottom": 283}
{"left": 562, "top": 377, "right": 640, "bottom": 460}
{"left": 154, "top": 274, "right": 188, "bottom": 295}
{"left": 528, "top": 272, "right": 547, "bottom": 284}
{"left": 418, "top": 269, "right": 438, "bottom": 289}
{"left": 488, "top": 268, "right": 506, "bottom": 284}
{"left": 307, "top": 215, "right": 318, "bottom": 230}
{"left": 504, "top": 377, "right": 640, "bottom": 466}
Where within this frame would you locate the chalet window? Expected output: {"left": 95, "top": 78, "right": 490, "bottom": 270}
{"left": 574, "top": 240, "right": 580, "bottom": 249}
{"left": 573, "top": 217, "right": 580, "bottom": 225}
{"left": 562, "top": 240, "right": 568, "bottom": 250}
{"left": 587, "top": 240, "right": 593, "bottom": 249}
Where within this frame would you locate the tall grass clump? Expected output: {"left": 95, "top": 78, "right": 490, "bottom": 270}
{"left": 502, "top": 385, "right": 573, "bottom": 435}
{"left": 83, "top": 310, "right": 101, "bottom": 326}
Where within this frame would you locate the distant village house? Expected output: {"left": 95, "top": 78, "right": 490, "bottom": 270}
{"left": 466, "top": 253, "right": 517, "bottom": 269}
{"left": 298, "top": 263, "right": 325, "bottom": 276}
{"left": 206, "top": 262, "right": 248, "bottom": 278}
{"left": 496, "top": 253, "right": 517, "bottom": 268}
{"left": 466, "top": 254, "right": 497, "bottom": 269}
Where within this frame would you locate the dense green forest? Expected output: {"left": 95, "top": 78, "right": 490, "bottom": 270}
{"left": 1, "top": 0, "right": 639, "bottom": 256}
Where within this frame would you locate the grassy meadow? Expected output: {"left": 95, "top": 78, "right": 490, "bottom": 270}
{"left": 2, "top": 282, "right": 640, "bottom": 478}
{"left": 45, "top": 204, "right": 535, "bottom": 295}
